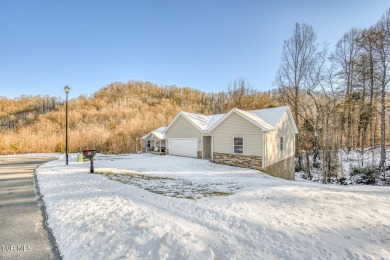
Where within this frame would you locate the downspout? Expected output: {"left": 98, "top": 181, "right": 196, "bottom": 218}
{"left": 167, "top": 134, "right": 169, "bottom": 155}
{"left": 263, "top": 132, "right": 266, "bottom": 168}
{"left": 211, "top": 133, "right": 214, "bottom": 162}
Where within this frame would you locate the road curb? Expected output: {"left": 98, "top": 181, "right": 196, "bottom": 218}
{"left": 33, "top": 159, "right": 62, "bottom": 260}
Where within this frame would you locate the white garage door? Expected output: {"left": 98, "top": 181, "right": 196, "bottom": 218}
{"left": 168, "top": 138, "right": 198, "bottom": 158}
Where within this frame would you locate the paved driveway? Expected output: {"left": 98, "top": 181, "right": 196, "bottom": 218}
{"left": 0, "top": 156, "right": 60, "bottom": 260}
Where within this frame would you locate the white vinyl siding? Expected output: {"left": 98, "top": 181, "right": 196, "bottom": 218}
{"left": 143, "top": 135, "right": 161, "bottom": 149}
{"left": 212, "top": 113, "right": 263, "bottom": 156}
{"left": 264, "top": 112, "right": 295, "bottom": 167}
{"left": 165, "top": 116, "right": 204, "bottom": 152}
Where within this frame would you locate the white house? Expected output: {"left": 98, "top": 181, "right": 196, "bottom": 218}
{"left": 163, "top": 112, "right": 224, "bottom": 159}
{"left": 163, "top": 106, "right": 298, "bottom": 180}
{"left": 140, "top": 126, "right": 166, "bottom": 153}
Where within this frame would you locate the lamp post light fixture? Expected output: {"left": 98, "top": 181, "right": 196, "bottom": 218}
{"left": 64, "top": 85, "right": 70, "bottom": 165}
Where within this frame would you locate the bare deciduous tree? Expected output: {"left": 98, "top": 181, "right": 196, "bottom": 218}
{"left": 374, "top": 11, "right": 390, "bottom": 175}
{"left": 332, "top": 28, "right": 361, "bottom": 152}
{"left": 276, "top": 23, "right": 322, "bottom": 171}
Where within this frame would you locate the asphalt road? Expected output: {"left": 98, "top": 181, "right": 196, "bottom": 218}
{"left": 0, "top": 156, "right": 60, "bottom": 260}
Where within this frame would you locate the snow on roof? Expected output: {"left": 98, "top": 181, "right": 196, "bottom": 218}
{"left": 171, "top": 106, "right": 293, "bottom": 133}
{"left": 206, "top": 114, "right": 225, "bottom": 130}
{"left": 141, "top": 126, "right": 166, "bottom": 140}
{"left": 181, "top": 112, "right": 211, "bottom": 131}
{"left": 153, "top": 126, "right": 166, "bottom": 134}
{"left": 249, "top": 106, "right": 289, "bottom": 128}
{"left": 235, "top": 109, "right": 275, "bottom": 131}
{"left": 181, "top": 112, "right": 225, "bottom": 132}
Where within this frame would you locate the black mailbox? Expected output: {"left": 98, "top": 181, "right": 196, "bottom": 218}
{"left": 83, "top": 149, "right": 97, "bottom": 173}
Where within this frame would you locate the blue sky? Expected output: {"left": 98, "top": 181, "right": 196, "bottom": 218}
{"left": 0, "top": 1, "right": 389, "bottom": 99}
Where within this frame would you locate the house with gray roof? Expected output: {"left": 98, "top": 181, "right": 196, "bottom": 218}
{"left": 143, "top": 106, "right": 298, "bottom": 180}
{"left": 141, "top": 126, "right": 166, "bottom": 153}
{"left": 208, "top": 107, "right": 298, "bottom": 180}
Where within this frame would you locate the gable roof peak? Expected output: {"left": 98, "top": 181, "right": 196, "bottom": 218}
{"left": 141, "top": 126, "right": 166, "bottom": 140}
{"left": 164, "top": 106, "right": 297, "bottom": 135}
{"left": 208, "top": 106, "right": 297, "bottom": 133}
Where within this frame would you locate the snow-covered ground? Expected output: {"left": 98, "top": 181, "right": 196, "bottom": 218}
{"left": 296, "top": 148, "right": 390, "bottom": 185}
{"left": 36, "top": 153, "right": 390, "bottom": 260}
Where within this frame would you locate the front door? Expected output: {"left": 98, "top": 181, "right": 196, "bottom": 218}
{"left": 203, "top": 136, "right": 212, "bottom": 159}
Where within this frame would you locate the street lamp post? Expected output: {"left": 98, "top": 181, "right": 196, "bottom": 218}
{"left": 64, "top": 85, "right": 70, "bottom": 165}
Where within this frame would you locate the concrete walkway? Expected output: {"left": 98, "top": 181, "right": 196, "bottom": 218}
{"left": 0, "top": 156, "right": 60, "bottom": 260}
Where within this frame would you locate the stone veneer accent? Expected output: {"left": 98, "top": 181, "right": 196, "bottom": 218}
{"left": 213, "top": 153, "right": 262, "bottom": 171}
{"left": 165, "top": 149, "right": 169, "bottom": 155}
{"left": 213, "top": 153, "right": 295, "bottom": 181}
{"left": 263, "top": 156, "right": 295, "bottom": 180}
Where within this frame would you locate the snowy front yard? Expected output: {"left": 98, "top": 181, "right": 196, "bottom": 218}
{"left": 36, "top": 154, "right": 390, "bottom": 260}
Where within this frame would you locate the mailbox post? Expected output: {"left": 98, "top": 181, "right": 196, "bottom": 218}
{"left": 82, "top": 149, "right": 97, "bottom": 173}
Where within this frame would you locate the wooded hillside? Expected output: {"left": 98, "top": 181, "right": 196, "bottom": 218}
{"left": 0, "top": 80, "right": 276, "bottom": 154}
{"left": 276, "top": 8, "right": 390, "bottom": 182}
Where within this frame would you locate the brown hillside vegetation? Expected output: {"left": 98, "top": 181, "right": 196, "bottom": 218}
{"left": 0, "top": 80, "right": 276, "bottom": 154}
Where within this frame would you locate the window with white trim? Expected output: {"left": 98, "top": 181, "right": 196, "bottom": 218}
{"left": 280, "top": 137, "right": 284, "bottom": 151}
{"left": 234, "top": 137, "right": 244, "bottom": 154}
{"left": 147, "top": 140, "right": 151, "bottom": 147}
